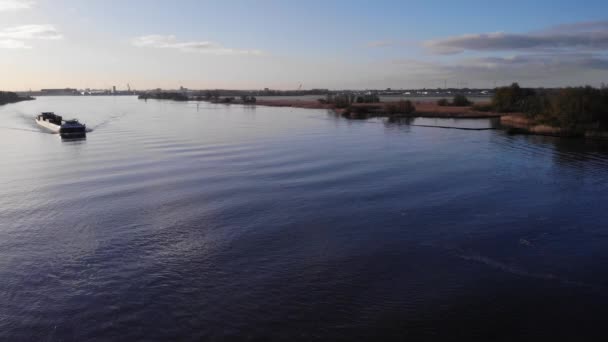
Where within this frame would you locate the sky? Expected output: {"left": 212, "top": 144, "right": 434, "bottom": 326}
{"left": 1, "top": 0, "right": 608, "bottom": 90}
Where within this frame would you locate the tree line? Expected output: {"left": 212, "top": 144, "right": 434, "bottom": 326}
{"left": 492, "top": 83, "right": 608, "bottom": 130}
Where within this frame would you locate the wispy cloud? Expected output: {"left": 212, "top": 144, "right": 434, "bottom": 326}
{"left": 424, "top": 21, "right": 608, "bottom": 54}
{"left": 414, "top": 20, "right": 608, "bottom": 86}
{"left": 0, "top": 39, "right": 30, "bottom": 48}
{"left": 0, "top": 0, "right": 33, "bottom": 11}
{"left": 0, "top": 24, "right": 62, "bottom": 49}
{"left": 132, "top": 34, "right": 262, "bottom": 55}
{"left": 459, "top": 54, "right": 608, "bottom": 71}
{"left": 365, "top": 40, "right": 415, "bottom": 48}
{"left": 0, "top": 24, "right": 63, "bottom": 40}
{"left": 366, "top": 40, "right": 395, "bottom": 48}
{"left": 385, "top": 52, "right": 608, "bottom": 87}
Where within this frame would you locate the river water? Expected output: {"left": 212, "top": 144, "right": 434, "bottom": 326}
{"left": 2, "top": 96, "right": 608, "bottom": 340}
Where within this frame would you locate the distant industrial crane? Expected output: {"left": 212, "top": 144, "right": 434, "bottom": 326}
{"left": 297, "top": 83, "right": 302, "bottom": 91}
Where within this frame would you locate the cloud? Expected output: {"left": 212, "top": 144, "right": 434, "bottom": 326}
{"left": 417, "top": 20, "right": 608, "bottom": 86}
{"left": 0, "top": 24, "right": 62, "bottom": 49}
{"left": 132, "top": 34, "right": 262, "bottom": 55}
{"left": 0, "top": 0, "right": 33, "bottom": 11}
{"left": 452, "top": 54, "right": 608, "bottom": 73}
{"left": 0, "top": 24, "right": 63, "bottom": 40}
{"left": 383, "top": 52, "right": 608, "bottom": 88}
{"left": 0, "top": 39, "right": 30, "bottom": 48}
{"left": 425, "top": 21, "right": 608, "bottom": 54}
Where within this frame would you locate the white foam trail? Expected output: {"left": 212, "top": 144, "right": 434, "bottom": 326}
{"left": 87, "top": 113, "right": 128, "bottom": 132}
{"left": 459, "top": 254, "right": 599, "bottom": 290}
{"left": 0, "top": 126, "right": 50, "bottom": 134}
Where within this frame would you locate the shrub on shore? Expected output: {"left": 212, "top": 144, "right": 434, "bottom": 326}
{"left": 356, "top": 94, "right": 380, "bottom": 103}
{"left": 437, "top": 99, "right": 449, "bottom": 106}
{"left": 492, "top": 83, "right": 536, "bottom": 112}
{"left": 436, "top": 95, "right": 471, "bottom": 107}
{"left": 384, "top": 100, "right": 416, "bottom": 116}
{"left": 472, "top": 103, "right": 494, "bottom": 112}
{"left": 334, "top": 96, "right": 351, "bottom": 108}
{"left": 452, "top": 94, "right": 472, "bottom": 106}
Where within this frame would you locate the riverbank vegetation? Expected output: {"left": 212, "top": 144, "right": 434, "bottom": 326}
{"left": 384, "top": 100, "right": 416, "bottom": 115}
{"left": 139, "top": 91, "right": 257, "bottom": 105}
{"left": 437, "top": 94, "right": 472, "bottom": 107}
{"left": 493, "top": 83, "right": 608, "bottom": 135}
{"left": 0, "top": 91, "right": 34, "bottom": 105}
{"left": 340, "top": 100, "right": 416, "bottom": 119}
{"left": 321, "top": 93, "right": 380, "bottom": 109}
{"left": 138, "top": 92, "right": 189, "bottom": 101}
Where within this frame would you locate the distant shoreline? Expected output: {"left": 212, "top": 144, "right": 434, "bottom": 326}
{"left": 247, "top": 99, "right": 608, "bottom": 139}
{"left": 133, "top": 90, "right": 608, "bottom": 140}
{"left": 0, "top": 92, "right": 35, "bottom": 106}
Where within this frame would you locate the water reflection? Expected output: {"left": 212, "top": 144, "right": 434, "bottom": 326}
{"left": 534, "top": 135, "right": 608, "bottom": 168}
{"left": 386, "top": 116, "right": 415, "bottom": 126}
{"left": 384, "top": 116, "right": 500, "bottom": 130}
{"left": 61, "top": 135, "right": 87, "bottom": 142}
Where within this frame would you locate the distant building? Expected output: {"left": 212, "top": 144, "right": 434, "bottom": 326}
{"left": 112, "top": 86, "right": 116, "bottom": 94}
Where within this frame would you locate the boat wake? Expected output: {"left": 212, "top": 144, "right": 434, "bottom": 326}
{"left": 457, "top": 253, "right": 602, "bottom": 291}
{"left": 421, "top": 241, "right": 603, "bottom": 291}
{"left": 88, "top": 112, "right": 128, "bottom": 132}
{"left": 0, "top": 126, "right": 51, "bottom": 134}
{"left": 15, "top": 112, "right": 41, "bottom": 128}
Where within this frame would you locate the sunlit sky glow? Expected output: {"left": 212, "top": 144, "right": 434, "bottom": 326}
{"left": 1, "top": 0, "right": 608, "bottom": 90}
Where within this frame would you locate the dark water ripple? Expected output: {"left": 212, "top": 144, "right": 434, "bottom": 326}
{"left": 2, "top": 96, "right": 608, "bottom": 340}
